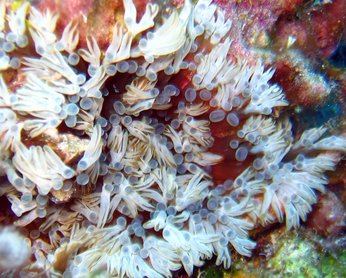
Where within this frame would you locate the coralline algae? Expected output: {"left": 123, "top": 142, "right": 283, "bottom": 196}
{"left": 0, "top": 0, "right": 345, "bottom": 277}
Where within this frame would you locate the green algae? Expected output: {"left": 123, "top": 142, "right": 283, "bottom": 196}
{"left": 268, "top": 236, "right": 320, "bottom": 278}
{"left": 199, "top": 230, "right": 346, "bottom": 278}
{"left": 321, "top": 249, "right": 346, "bottom": 278}
{"left": 204, "top": 265, "right": 224, "bottom": 278}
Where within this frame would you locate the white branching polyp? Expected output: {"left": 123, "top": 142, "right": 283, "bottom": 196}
{"left": 0, "top": 0, "right": 345, "bottom": 277}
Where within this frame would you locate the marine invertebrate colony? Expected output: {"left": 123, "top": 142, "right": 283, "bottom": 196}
{"left": 0, "top": 0, "right": 345, "bottom": 276}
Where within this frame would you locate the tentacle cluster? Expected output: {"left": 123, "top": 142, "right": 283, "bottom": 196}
{"left": 0, "top": 0, "right": 345, "bottom": 277}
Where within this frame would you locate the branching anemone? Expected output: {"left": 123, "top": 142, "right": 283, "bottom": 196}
{"left": 0, "top": 0, "right": 345, "bottom": 277}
